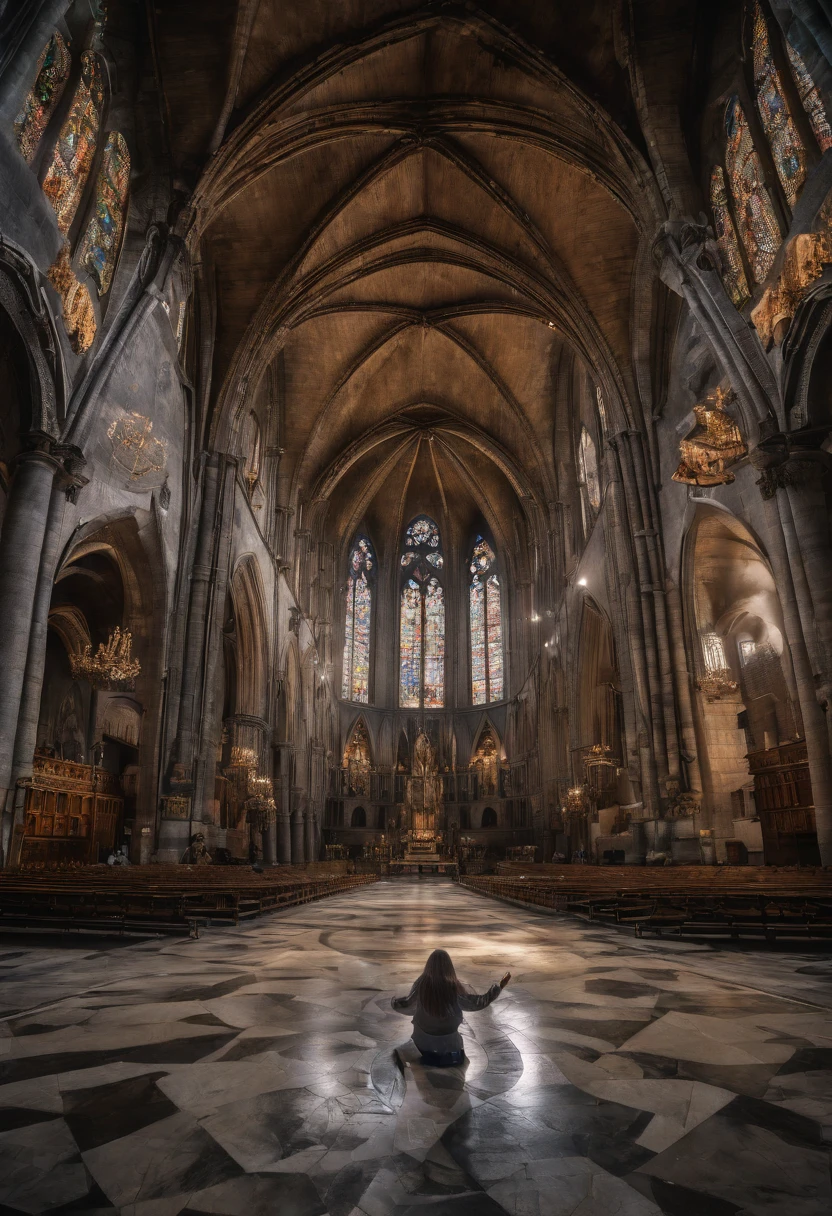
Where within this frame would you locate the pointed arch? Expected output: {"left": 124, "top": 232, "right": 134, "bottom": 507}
{"left": 14, "top": 31, "right": 71, "bottom": 163}
{"left": 342, "top": 535, "right": 375, "bottom": 703}
{"left": 724, "top": 96, "right": 781, "bottom": 284}
{"left": 343, "top": 715, "right": 373, "bottom": 797}
{"left": 41, "top": 52, "right": 105, "bottom": 234}
{"left": 230, "top": 555, "right": 270, "bottom": 719}
{"left": 400, "top": 516, "right": 445, "bottom": 708}
{"left": 469, "top": 535, "right": 504, "bottom": 705}
{"left": 751, "top": 1, "right": 807, "bottom": 208}
{"left": 78, "top": 131, "right": 131, "bottom": 296}
{"left": 577, "top": 427, "right": 600, "bottom": 538}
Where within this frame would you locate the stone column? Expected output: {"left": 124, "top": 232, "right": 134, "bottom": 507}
{"left": 304, "top": 808, "right": 316, "bottom": 862}
{"left": 758, "top": 472, "right": 832, "bottom": 864}
{"left": 277, "top": 811, "right": 291, "bottom": 863}
{"left": 4, "top": 474, "right": 75, "bottom": 866}
{"left": 0, "top": 443, "right": 60, "bottom": 860}
{"left": 262, "top": 810, "right": 276, "bottom": 865}
{"left": 291, "top": 789, "right": 305, "bottom": 863}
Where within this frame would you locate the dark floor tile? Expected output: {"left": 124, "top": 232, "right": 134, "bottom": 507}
{"left": 400, "top": 1192, "right": 511, "bottom": 1215}
{"left": 628, "top": 1174, "right": 743, "bottom": 1216}
{"left": 0, "top": 1033, "right": 237, "bottom": 1085}
{"left": 775, "top": 1047, "right": 832, "bottom": 1075}
{"left": 0, "top": 1106, "right": 57, "bottom": 1133}
{"left": 62, "top": 1071, "right": 179, "bottom": 1150}
{"left": 722, "top": 1093, "right": 825, "bottom": 1146}
{"left": 47, "top": 1180, "right": 117, "bottom": 1212}
{"left": 182, "top": 1171, "right": 326, "bottom": 1215}
{"left": 584, "top": 979, "right": 660, "bottom": 999}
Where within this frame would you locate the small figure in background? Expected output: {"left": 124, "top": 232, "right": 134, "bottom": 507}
{"left": 180, "top": 832, "right": 212, "bottom": 865}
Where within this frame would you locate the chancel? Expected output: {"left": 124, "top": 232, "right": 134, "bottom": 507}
{"left": 0, "top": 2, "right": 831, "bottom": 1213}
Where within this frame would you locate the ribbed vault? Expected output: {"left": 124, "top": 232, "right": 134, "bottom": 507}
{"left": 167, "top": 1, "right": 663, "bottom": 561}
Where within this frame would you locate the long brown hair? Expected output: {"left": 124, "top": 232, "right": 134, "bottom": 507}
{"left": 413, "top": 949, "right": 466, "bottom": 1017}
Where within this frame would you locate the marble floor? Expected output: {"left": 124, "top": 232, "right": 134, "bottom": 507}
{"left": 1, "top": 878, "right": 831, "bottom": 1216}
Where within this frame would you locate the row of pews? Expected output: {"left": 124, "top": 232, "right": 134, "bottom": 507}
{"left": 459, "top": 864, "right": 832, "bottom": 943}
{"left": 0, "top": 864, "right": 378, "bottom": 936}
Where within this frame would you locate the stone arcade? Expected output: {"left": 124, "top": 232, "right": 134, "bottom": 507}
{"left": 1, "top": 3, "right": 832, "bottom": 1213}
{"left": 2, "top": 0, "right": 832, "bottom": 872}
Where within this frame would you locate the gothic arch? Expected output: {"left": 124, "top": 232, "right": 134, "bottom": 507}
{"left": 229, "top": 554, "right": 270, "bottom": 720}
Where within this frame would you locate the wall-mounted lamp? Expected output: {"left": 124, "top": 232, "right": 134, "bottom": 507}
{"left": 577, "top": 578, "right": 587, "bottom": 587}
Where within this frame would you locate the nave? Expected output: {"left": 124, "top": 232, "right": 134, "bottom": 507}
{"left": 0, "top": 879, "right": 830, "bottom": 1215}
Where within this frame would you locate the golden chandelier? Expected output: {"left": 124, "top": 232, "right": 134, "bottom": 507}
{"left": 70, "top": 627, "right": 141, "bottom": 691}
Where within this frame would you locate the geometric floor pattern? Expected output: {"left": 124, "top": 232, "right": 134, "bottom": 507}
{"left": 1, "top": 877, "right": 831, "bottom": 1215}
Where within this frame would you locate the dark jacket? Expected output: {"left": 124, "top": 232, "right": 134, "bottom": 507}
{"left": 391, "top": 980, "right": 502, "bottom": 1053}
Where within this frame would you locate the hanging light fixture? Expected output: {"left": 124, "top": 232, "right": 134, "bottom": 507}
{"left": 70, "top": 627, "right": 140, "bottom": 691}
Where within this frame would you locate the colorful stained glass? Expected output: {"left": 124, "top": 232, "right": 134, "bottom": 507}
{"left": 471, "top": 577, "right": 486, "bottom": 705}
{"left": 470, "top": 536, "right": 496, "bottom": 575}
{"left": 78, "top": 131, "right": 130, "bottom": 294}
{"left": 406, "top": 517, "right": 439, "bottom": 548}
{"left": 752, "top": 3, "right": 806, "bottom": 207}
{"left": 486, "top": 573, "right": 504, "bottom": 700}
{"left": 342, "top": 538, "right": 374, "bottom": 703}
{"left": 786, "top": 41, "right": 832, "bottom": 152}
{"left": 400, "top": 579, "right": 422, "bottom": 708}
{"left": 469, "top": 537, "right": 503, "bottom": 704}
{"left": 424, "top": 578, "right": 445, "bottom": 708}
{"left": 725, "top": 96, "right": 781, "bottom": 283}
{"left": 351, "top": 537, "right": 373, "bottom": 573}
{"left": 710, "top": 165, "right": 751, "bottom": 307}
{"left": 399, "top": 518, "right": 445, "bottom": 707}
{"left": 14, "top": 32, "right": 71, "bottom": 163}
{"left": 42, "top": 52, "right": 104, "bottom": 234}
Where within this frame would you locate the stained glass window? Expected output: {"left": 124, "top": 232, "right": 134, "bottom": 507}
{"left": 724, "top": 96, "right": 781, "bottom": 283}
{"left": 342, "top": 538, "right": 374, "bottom": 703}
{"left": 786, "top": 41, "right": 832, "bottom": 152}
{"left": 42, "top": 52, "right": 104, "bottom": 234}
{"left": 752, "top": 3, "right": 806, "bottom": 208}
{"left": 710, "top": 166, "right": 751, "bottom": 307}
{"left": 399, "top": 517, "right": 445, "bottom": 707}
{"left": 469, "top": 537, "right": 504, "bottom": 705}
{"left": 14, "top": 32, "right": 71, "bottom": 163}
{"left": 77, "top": 131, "right": 130, "bottom": 294}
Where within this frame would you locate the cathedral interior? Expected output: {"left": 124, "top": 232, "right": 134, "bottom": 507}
{"left": 1, "top": 2, "right": 832, "bottom": 1213}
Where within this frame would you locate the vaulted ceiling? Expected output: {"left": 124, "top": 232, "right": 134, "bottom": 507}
{"left": 156, "top": 1, "right": 670, "bottom": 561}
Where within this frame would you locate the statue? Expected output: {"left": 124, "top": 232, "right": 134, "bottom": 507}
{"left": 180, "top": 831, "right": 212, "bottom": 865}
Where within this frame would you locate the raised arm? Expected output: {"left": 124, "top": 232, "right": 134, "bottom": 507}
{"left": 458, "top": 981, "right": 502, "bottom": 1011}
{"left": 390, "top": 985, "right": 418, "bottom": 1014}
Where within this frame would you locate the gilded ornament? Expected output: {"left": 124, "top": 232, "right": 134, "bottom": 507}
{"left": 672, "top": 387, "right": 747, "bottom": 487}
{"left": 69, "top": 627, "right": 141, "bottom": 691}
{"left": 108, "top": 412, "right": 167, "bottom": 479}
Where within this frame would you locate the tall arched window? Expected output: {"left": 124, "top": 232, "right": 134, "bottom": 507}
{"left": 14, "top": 32, "right": 71, "bottom": 163}
{"left": 42, "top": 52, "right": 105, "bottom": 234}
{"left": 342, "top": 538, "right": 374, "bottom": 704}
{"left": 786, "top": 42, "right": 832, "bottom": 151}
{"left": 400, "top": 517, "right": 445, "bottom": 708}
{"left": 578, "top": 426, "right": 600, "bottom": 538}
{"left": 710, "top": 166, "right": 751, "bottom": 307}
{"left": 469, "top": 537, "right": 504, "bottom": 705}
{"left": 752, "top": 2, "right": 806, "bottom": 207}
{"left": 78, "top": 131, "right": 130, "bottom": 295}
{"left": 724, "top": 96, "right": 781, "bottom": 284}
{"left": 711, "top": 5, "right": 832, "bottom": 302}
